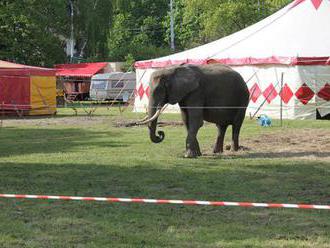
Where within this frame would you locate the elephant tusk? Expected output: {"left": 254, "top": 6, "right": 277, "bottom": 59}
{"left": 160, "top": 104, "right": 168, "bottom": 113}
{"left": 135, "top": 115, "right": 149, "bottom": 124}
{"left": 136, "top": 104, "right": 168, "bottom": 125}
{"left": 136, "top": 109, "right": 162, "bottom": 125}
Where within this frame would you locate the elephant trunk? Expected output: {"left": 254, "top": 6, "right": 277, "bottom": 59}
{"left": 148, "top": 100, "right": 165, "bottom": 143}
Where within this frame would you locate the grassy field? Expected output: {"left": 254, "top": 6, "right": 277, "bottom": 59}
{"left": 0, "top": 107, "right": 329, "bottom": 247}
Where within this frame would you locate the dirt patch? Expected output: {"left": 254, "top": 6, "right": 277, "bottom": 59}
{"left": 209, "top": 128, "right": 330, "bottom": 162}
{"left": 114, "top": 120, "right": 184, "bottom": 128}
{"left": 0, "top": 115, "right": 184, "bottom": 128}
{"left": 0, "top": 116, "right": 110, "bottom": 127}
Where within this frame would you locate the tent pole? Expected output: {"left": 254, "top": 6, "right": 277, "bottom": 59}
{"left": 1, "top": 101, "right": 4, "bottom": 128}
{"left": 170, "top": 0, "right": 175, "bottom": 51}
{"left": 69, "top": 0, "right": 74, "bottom": 62}
{"left": 280, "top": 72, "right": 284, "bottom": 127}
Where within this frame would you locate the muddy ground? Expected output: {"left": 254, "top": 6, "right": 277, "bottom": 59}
{"left": 219, "top": 128, "right": 330, "bottom": 162}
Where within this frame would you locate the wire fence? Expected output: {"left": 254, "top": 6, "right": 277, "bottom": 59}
{"left": 1, "top": 63, "right": 330, "bottom": 125}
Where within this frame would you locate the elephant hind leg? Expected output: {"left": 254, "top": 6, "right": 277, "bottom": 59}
{"left": 180, "top": 109, "right": 189, "bottom": 131}
{"left": 213, "top": 124, "right": 228, "bottom": 154}
{"left": 231, "top": 110, "right": 245, "bottom": 152}
{"left": 231, "top": 125, "right": 241, "bottom": 152}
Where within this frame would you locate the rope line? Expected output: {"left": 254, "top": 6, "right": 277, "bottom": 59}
{"left": 0, "top": 194, "right": 329, "bottom": 210}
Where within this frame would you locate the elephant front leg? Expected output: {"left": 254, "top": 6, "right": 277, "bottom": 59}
{"left": 184, "top": 117, "right": 203, "bottom": 158}
{"left": 185, "top": 132, "right": 202, "bottom": 158}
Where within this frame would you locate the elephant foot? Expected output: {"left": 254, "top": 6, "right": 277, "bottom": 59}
{"left": 185, "top": 149, "right": 202, "bottom": 158}
{"left": 226, "top": 145, "right": 244, "bottom": 152}
{"left": 213, "top": 146, "right": 223, "bottom": 154}
{"left": 231, "top": 147, "right": 239, "bottom": 152}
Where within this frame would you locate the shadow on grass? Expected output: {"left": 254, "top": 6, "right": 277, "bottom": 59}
{"left": 0, "top": 127, "right": 128, "bottom": 158}
{"left": 0, "top": 160, "right": 329, "bottom": 246}
{"left": 0, "top": 159, "right": 328, "bottom": 204}
{"left": 241, "top": 151, "right": 330, "bottom": 159}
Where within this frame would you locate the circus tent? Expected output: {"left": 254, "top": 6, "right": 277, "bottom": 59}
{"left": 134, "top": 0, "right": 330, "bottom": 119}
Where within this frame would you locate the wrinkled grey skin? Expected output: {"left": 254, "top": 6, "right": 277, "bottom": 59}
{"left": 148, "top": 64, "right": 249, "bottom": 158}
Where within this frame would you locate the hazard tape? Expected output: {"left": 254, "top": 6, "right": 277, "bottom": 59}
{"left": 0, "top": 194, "right": 329, "bottom": 210}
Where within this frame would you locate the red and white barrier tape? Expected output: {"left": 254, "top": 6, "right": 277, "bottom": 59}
{"left": 0, "top": 194, "right": 329, "bottom": 210}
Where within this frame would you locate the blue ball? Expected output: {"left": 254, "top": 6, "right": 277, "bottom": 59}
{"left": 257, "top": 115, "right": 272, "bottom": 127}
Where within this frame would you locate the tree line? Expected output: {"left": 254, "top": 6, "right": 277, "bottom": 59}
{"left": 0, "top": 0, "right": 291, "bottom": 67}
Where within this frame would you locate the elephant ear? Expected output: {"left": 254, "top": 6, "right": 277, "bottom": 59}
{"left": 167, "top": 66, "right": 200, "bottom": 104}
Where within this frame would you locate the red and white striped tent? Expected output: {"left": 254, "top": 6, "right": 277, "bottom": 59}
{"left": 134, "top": 0, "right": 330, "bottom": 119}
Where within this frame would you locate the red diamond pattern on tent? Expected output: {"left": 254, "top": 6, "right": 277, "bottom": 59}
{"left": 249, "top": 83, "right": 261, "bottom": 103}
{"left": 137, "top": 84, "right": 145, "bottom": 100}
{"left": 291, "top": 0, "right": 326, "bottom": 10}
{"left": 310, "top": 0, "right": 324, "bottom": 9}
{"left": 279, "top": 83, "right": 294, "bottom": 104}
{"left": 263, "top": 84, "right": 278, "bottom": 103}
{"left": 312, "top": 0, "right": 323, "bottom": 9}
{"left": 145, "top": 86, "right": 150, "bottom": 98}
{"left": 317, "top": 83, "right": 330, "bottom": 101}
{"left": 295, "top": 83, "right": 315, "bottom": 104}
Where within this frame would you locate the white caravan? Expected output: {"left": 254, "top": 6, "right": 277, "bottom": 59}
{"left": 90, "top": 72, "right": 136, "bottom": 102}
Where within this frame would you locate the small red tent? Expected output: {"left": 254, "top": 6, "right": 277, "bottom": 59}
{"left": 0, "top": 60, "right": 56, "bottom": 115}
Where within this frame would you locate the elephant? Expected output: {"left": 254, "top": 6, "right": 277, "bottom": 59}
{"left": 139, "top": 64, "right": 250, "bottom": 158}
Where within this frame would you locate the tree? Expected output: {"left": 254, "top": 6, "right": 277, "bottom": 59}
{"left": 0, "top": 0, "right": 68, "bottom": 66}
{"left": 107, "top": 0, "right": 171, "bottom": 62}
{"left": 72, "top": 0, "right": 113, "bottom": 61}
{"left": 167, "top": 0, "right": 292, "bottom": 49}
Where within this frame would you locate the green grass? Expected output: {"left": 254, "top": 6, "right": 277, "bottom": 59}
{"left": 0, "top": 107, "right": 329, "bottom": 247}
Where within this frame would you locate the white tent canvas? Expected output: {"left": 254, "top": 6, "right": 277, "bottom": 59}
{"left": 134, "top": 0, "right": 330, "bottom": 119}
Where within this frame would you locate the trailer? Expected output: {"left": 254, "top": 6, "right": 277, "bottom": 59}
{"left": 90, "top": 72, "right": 136, "bottom": 102}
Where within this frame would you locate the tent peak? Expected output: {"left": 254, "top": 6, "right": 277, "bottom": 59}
{"left": 291, "top": 0, "right": 329, "bottom": 10}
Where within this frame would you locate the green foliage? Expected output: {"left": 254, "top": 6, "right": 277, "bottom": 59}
{"left": 177, "top": 0, "right": 276, "bottom": 46}
{"left": 163, "top": 0, "right": 201, "bottom": 50}
{"left": 73, "top": 0, "right": 113, "bottom": 60}
{"left": 267, "top": 0, "right": 293, "bottom": 9}
{"left": 201, "top": 1, "right": 265, "bottom": 40}
{"left": 108, "top": 0, "right": 170, "bottom": 62}
{"left": 164, "top": 0, "right": 293, "bottom": 50}
{"left": 0, "top": 0, "right": 67, "bottom": 67}
{"left": 124, "top": 53, "right": 135, "bottom": 71}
